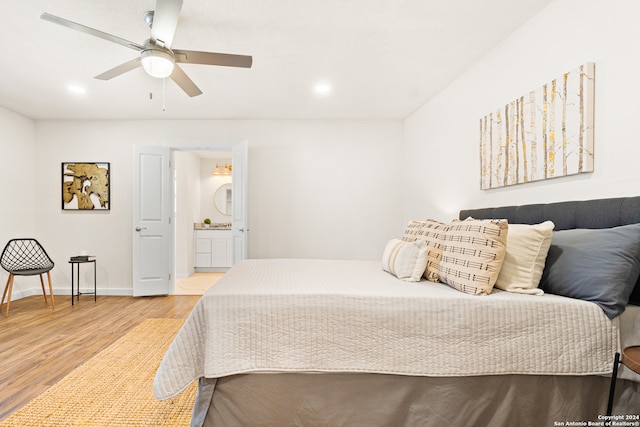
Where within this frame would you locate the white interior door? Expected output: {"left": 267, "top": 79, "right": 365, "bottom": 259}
{"left": 232, "top": 141, "right": 248, "bottom": 263}
{"left": 133, "top": 145, "right": 172, "bottom": 296}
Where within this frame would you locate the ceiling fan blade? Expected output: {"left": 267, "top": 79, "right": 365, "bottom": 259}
{"left": 41, "top": 12, "right": 144, "bottom": 51}
{"left": 95, "top": 58, "right": 142, "bottom": 80}
{"left": 150, "top": 0, "right": 183, "bottom": 48}
{"left": 173, "top": 49, "right": 253, "bottom": 68}
{"left": 170, "top": 64, "right": 203, "bottom": 97}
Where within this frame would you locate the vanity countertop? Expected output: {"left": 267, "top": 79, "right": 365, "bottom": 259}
{"left": 194, "top": 223, "right": 231, "bottom": 230}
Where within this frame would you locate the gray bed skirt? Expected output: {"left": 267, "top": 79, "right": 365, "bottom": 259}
{"left": 192, "top": 373, "right": 640, "bottom": 427}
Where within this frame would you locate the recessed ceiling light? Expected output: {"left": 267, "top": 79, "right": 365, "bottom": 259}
{"left": 314, "top": 83, "right": 332, "bottom": 95}
{"left": 68, "top": 84, "right": 86, "bottom": 94}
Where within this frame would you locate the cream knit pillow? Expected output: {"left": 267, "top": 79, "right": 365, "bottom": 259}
{"left": 495, "top": 221, "right": 555, "bottom": 295}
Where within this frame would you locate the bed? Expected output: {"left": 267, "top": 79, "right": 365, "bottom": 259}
{"left": 154, "top": 196, "right": 640, "bottom": 426}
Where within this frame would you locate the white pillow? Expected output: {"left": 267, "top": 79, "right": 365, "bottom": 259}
{"left": 382, "top": 238, "right": 428, "bottom": 282}
{"left": 495, "top": 221, "right": 555, "bottom": 295}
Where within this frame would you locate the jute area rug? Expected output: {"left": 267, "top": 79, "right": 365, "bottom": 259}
{"left": 0, "top": 318, "right": 197, "bottom": 427}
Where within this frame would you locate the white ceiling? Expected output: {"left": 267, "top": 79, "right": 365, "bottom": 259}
{"left": 0, "top": 0, "right": 552, "bottom": 121}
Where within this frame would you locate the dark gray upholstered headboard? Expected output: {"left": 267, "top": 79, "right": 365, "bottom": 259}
{"left": 459, "top": 196, "right": 640, "bottom": 305}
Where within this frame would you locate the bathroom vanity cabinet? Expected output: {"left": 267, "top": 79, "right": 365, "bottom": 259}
{"left": 195, "top": 229, "right": 232, "bottom": 268}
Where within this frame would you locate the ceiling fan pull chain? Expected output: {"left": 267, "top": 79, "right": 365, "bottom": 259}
{"left": 162, "top": 77, "right": 166, "bottom": 112}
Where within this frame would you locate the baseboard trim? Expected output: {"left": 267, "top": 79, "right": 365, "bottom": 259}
{"left": 194, "top": 267, "right": 230, "bottom": 273}
{"left": 5, "top": 287, "right": 133, "bottom": 301}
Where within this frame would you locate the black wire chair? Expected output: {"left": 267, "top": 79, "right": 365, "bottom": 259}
{"left": 0, "top": 238, "right": 55, "bottom": 317}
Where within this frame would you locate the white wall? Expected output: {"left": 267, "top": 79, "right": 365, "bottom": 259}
{"left": 403, "top": 0, "right": 640, "bottom": 222}
{"left": 30, "top": 120, "right": 402, "bottom": 295}
{"left": 0, "top": 106, "right": 37, "bottom": 299}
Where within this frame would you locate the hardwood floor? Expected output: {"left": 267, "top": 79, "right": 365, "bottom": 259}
{"left": 0, "top": 293, "right": 200, "bottom": 421}
{"left": 175, "top": 272, "right": 225, "bottom": 295}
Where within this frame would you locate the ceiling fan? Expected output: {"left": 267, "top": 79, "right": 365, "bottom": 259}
{"left": 41, "top": 0, "right": 252, "bottom": 97}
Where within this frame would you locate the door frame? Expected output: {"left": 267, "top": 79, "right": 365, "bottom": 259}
{"left": 168, "top": 140, "right": 248, "bottom": 293}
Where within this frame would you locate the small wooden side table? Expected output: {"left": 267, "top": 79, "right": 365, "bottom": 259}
{"left": 607, "top": 346, "right": 640, "bottom": 415}
{"left": 69, "top": 258, "right": 96, "bottom": 305}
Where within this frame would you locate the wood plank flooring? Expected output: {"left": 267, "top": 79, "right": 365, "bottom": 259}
{"left": 0, "top": 294, "right": 200, "bottom": 421}
{"left": 175, "top": 272, "right": 224, "bottom": 295}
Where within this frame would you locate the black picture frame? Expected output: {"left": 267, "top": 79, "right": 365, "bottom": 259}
{"left": 61, "top": 162, "right": 110, "bottom": 210}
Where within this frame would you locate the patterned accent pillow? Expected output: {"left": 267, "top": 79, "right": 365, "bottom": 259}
{"left": 438, "top": 219, "right": 508, "bottom": 295}
{"left": 382, "top": 238, "right": 428, "bottom": 282}
{"left": 402, "top": 220, "right": 449, "bottom": 282}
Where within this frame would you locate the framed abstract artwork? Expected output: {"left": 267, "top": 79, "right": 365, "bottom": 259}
{"left": 480, "top": 62, "right": 595, "bottom": 190}
{"left": 62, "top": 162, "right": 110, "bottom": 210}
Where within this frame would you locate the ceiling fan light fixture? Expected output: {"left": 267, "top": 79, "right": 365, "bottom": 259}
{"left": 141, "top": 48, "right": 175, "bottom": 78}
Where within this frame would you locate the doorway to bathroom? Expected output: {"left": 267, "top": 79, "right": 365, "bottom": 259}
{"left": 132, "top": 142, "right": 247, "bottom": 297}
{"left": 174, "top": 150, "right": 232, "bottom": 295}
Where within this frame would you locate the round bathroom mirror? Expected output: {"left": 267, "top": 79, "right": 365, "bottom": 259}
{"left": 214, "top": 183, "right": 232, "bottom": 216}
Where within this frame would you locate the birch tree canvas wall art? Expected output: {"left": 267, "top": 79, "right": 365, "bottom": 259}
{"left": 480, "top": 62, "right": 595, "bottom": 190}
